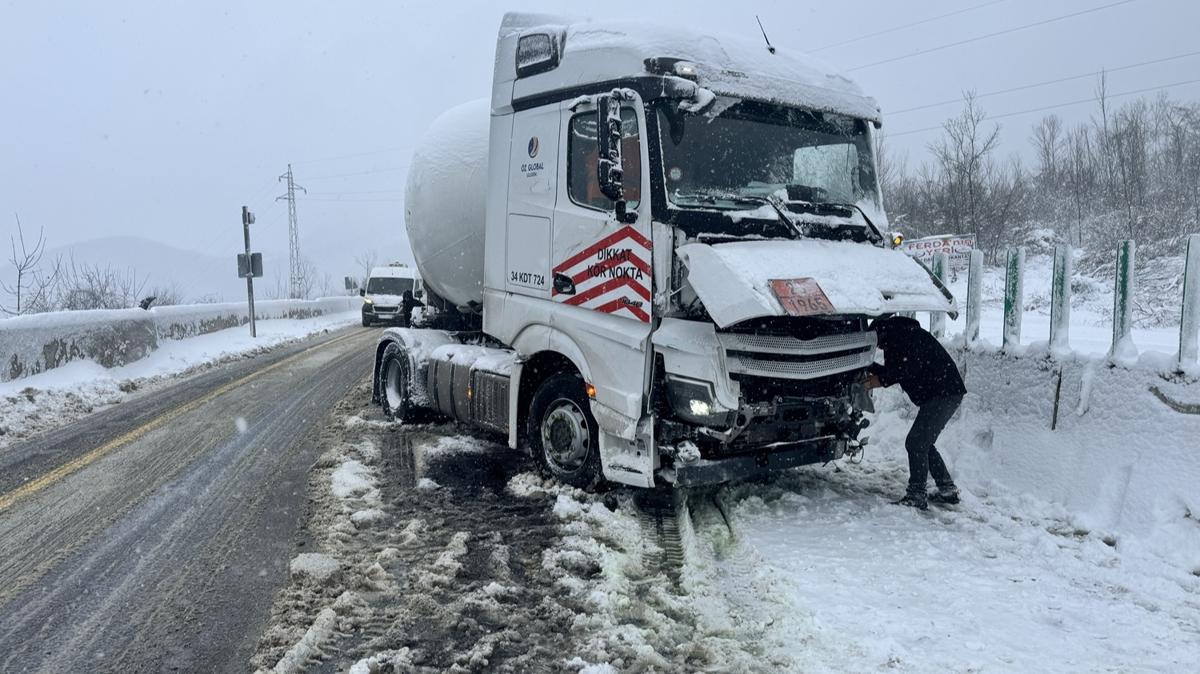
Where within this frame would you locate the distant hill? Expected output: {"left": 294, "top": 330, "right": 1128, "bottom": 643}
{"left": 42, "top": 236, "right": 279, "bottom": 304}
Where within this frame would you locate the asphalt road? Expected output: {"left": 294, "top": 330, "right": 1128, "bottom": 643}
{"left": 0, "top": 326, "right": 376, "bottom": 674}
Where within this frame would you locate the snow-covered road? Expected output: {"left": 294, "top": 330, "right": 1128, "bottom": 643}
{"left": 0, "top": 327, "right": 376, "bottom": 673}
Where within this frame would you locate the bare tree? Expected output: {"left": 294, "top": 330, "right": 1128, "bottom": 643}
{"left": 1031, "top": 115, "right": 1063, "bottom": 186}
{"left": 291, "top": 256, "right": 319, "bottom": 300}
{"left": 928, "top": 93, "right": 1003, "bottom": 257}
{"left": 144, "top": 283, "right": 184, "bottom": 307}
{"left": 55, "top": 256, "right": 148, "bottom": 310}
{"left": 353, "top": 250, "right": 378, "bottom": 289}
{"left": 2, "top": 215, "right": 61, "bottom": 316}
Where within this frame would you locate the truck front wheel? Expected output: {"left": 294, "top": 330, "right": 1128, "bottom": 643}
{"left": 379, "top": 342, "right": 416, "bottom": 423}
{"left": 528, "top": 373, "right": 602, "bottom": 490}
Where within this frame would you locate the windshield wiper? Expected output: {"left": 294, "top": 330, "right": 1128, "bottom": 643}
{"left": 679, "top": 190, "right": 807, "bottom": 239}
{"left": 776, "top": 193, "right": 885, "bottom": 244}
{"left": 830, "top": 202, "right": 885, "bottom": 244}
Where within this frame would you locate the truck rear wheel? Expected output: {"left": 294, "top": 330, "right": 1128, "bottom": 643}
{"left": 379, "top": 342, "right": 417, "bottom": 423}
{"left": 528, "top": 373, "right": 602, "bottom": 490}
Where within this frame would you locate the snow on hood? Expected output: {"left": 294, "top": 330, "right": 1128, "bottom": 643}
{"left": 677, "top": 240, "right": 956, "bottom": 328}
{"left": 365, "top": 293, "right": 405, "bottom": 306}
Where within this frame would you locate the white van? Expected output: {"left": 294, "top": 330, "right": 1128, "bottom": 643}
{"left": 360, "top": 265, "right": 422, "bottom": 327}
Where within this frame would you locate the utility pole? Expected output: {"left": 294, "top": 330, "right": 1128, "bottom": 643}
{"left": 277, "top": 164, "right": 306, "bottom": 299}
{"left": 242, "top": 206, "right": 258, "bottom": 337}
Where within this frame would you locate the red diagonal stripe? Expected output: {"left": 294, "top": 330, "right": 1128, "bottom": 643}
{"left": 594, "top": 297, "right": 651, "bottom": 322}
{"left": 552, "top": 226, "right": 653, "bottom": 274}
{"left": 562, "top": 275, "right": 651, "bottom": 306}
{"left": 569, "top": 252, "right": 651, "bottom": 286}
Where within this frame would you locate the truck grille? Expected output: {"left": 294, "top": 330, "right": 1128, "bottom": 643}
{"left": 373, "top": 305, "right": 398, "bottom": 313}
{"left": 718, "top": 330, "right": 876, "bottom": 381}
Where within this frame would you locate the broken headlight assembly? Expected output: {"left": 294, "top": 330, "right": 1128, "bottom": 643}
{"left": 665, "top": 375, "right": 735, "bottom": 427}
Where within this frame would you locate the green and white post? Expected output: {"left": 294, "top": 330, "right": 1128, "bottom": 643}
{"left": 1110, "top": 240, "right": 1137, "bottom": 362}
{"left": 1050, "top": 244, "right": 1072, "bottom": 355}
{"left": 930, "top": 251, "right": 949, "bottom": 339}
{"left": 1178, "top": 234, "right": 1200, "bottom": 368}
{"left": 966, "top": 249, "right": 983, "bottom": 348}
{"left": 1002, "top": 247, "right": 1025, "bottom": 350}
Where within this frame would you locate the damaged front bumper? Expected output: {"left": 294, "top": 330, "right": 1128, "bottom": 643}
{"left": 661, "top": 435, "right": 846, "bottom": 487}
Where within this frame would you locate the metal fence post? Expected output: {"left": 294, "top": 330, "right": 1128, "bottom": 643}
{"left": 1110, "top": 240, "right": 1136, "bottom": 360}
{"left": 966, "top": 249, "right": 983, "bottom": 348}
{"left": 1050, "top": 244, "right": 1072, "bottom": 354}
{"left": 1178, "top": 234, "right": 1200, "bottom": 368}
{"left": 930, "top": 251, "right": 949, "bottom": 339}
{"left": 1002, "top": 247, "right": 1024, "bottom": 350}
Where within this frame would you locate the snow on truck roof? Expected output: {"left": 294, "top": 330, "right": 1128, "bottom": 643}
{"left": 368, "top": 266, "right": 417, "bottom": 279}
{"left": 496, "top": 12, "right": 880, "bottom": 123}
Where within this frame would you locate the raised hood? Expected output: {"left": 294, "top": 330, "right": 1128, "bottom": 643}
{"left": 677, "top": 240, "right": 957, "bottom": 328}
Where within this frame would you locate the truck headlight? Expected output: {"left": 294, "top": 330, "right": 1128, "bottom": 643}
{"left": 363, "top": 297, "right": 374, "bottom": 305}
{"left": 666, "top": 376, "right": 734, "bottom": 427}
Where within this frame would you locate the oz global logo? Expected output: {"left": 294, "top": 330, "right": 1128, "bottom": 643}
{"left": 527, "top": 136, "right": 539, "bottom": 158}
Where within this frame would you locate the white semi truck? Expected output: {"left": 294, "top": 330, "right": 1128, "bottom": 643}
{"left": 372, "top": 13, "right": 955, "bottom": 489}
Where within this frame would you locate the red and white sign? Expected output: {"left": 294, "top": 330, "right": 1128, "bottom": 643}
{"left": 901, "top": 233, "right": 976, "bottom": 271}
{"left": 770, "top": 278, "right": 835, "bottom": 316}
{"left": 552, "top": 226, "right": 652, "bottom": 323}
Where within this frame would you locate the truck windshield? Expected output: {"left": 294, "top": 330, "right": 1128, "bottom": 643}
{"left": 657, "top": 100, "right": 880, "bottom": 214}
{"left": 366, "top": 277, "right": 415, "bottom": 295}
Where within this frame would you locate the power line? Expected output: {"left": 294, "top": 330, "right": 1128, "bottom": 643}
{"left": 302, "top": 166, "right": 409, "bottom": 180}
{"left": 289, "top": 146, "right": 411, "bottom": 167}
{"left": 808, "top": 0, "right": 1007, "bottom": 53}
{"left": 890, "top": 49, "right": 1200, "bottom": 115}
{"left": 304, "top": 189, "right": 406, "bottom": 196}
{"left": 846, "top": 0, "right": 1138, "bottom": 72}
{"left": 887, "top": 78, "right": 1200, "bottom": 137}
{"left": 300, "top": 196, "right": 406, "bottom": 203}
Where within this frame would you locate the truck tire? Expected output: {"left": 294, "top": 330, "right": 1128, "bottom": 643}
{"left": 528, "top": 373, "right": 602, "bottom": 490}
{"left": 379, "top": 342, "right": 417, "bottom": 423}
{"left": 362, "top": 315, "right": 373, "bottom": 327}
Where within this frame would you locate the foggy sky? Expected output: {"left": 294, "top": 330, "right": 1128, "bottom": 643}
{"left": 1, "top": 0, "right": 1196, "bottom": 301}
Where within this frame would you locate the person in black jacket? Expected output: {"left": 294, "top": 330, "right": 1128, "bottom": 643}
{"left": 865, "top": 315, "right": 967, "bottom": 510}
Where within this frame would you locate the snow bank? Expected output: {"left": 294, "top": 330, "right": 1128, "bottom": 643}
{"left": 153, "top": 296, "right": 358, "bottom": 340}
{"left": 266, "top": 608, "right": 338, "bottom": 674}
{"left": 0, "top": 307, "right": 156, "bottom": 380}
{"left": 0, "top": 296, "right": 357, "bottom": 382}
{"left": 946, "top": 347, "right": 1200, "bottom": 541}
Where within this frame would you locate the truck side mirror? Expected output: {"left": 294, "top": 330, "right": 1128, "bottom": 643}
{"left": 359, "top": 288, "right": 366, "bottom": 296}
{"left": 596, "top": 92, "right": 637, "bottom": 224}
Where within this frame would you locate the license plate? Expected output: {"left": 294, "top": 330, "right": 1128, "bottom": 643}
{"left": 769, "top": 278, "right": 834, "bottom": 316}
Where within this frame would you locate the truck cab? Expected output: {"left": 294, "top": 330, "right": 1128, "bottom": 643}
{"left": 376, "top": 13, "right": 955, "bottom": 489}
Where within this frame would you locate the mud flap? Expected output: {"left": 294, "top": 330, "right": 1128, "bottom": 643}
{"left": 599, "top": 424, "right": 655, "bottom": 488}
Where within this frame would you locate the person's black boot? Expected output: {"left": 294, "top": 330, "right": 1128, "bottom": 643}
{"left": 928, "top": 485, "right": 960, "bottom": 505}
{"left": 895, "top": 491, "right": 928, "bottom": 510}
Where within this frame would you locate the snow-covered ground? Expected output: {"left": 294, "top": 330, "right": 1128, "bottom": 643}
{"left": 682, "top": 382, "right": 1200, "bottom": 672}
{"left": 0, "top": 311, "right": 359, "bottom": 449}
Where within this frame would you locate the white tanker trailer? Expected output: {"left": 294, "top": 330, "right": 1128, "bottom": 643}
{"left": 372, "top": 12, "right": 956, "bottom": 489}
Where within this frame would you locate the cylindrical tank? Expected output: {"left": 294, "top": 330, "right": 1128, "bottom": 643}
{"left": 405, "top": 98, "right": 490, "bottom": 309}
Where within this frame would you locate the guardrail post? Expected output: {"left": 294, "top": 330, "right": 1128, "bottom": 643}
{"left": 1178, "top": 234, "right": 1199, "bottom": 368}
{"left": 930, "top": 251, "right": 949, "bottom": 338}
{"left": 1110, "top": 240, "right": 1137, "bottom": 361}
{"left": 1050, "top": 244, "right": 1072, "bottom": 355}
{"left": 1002, "top": 247, "right": 1024, "bottom": 350}
{"left": 966, "top": 249, "right": 983, "bottom": 347}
